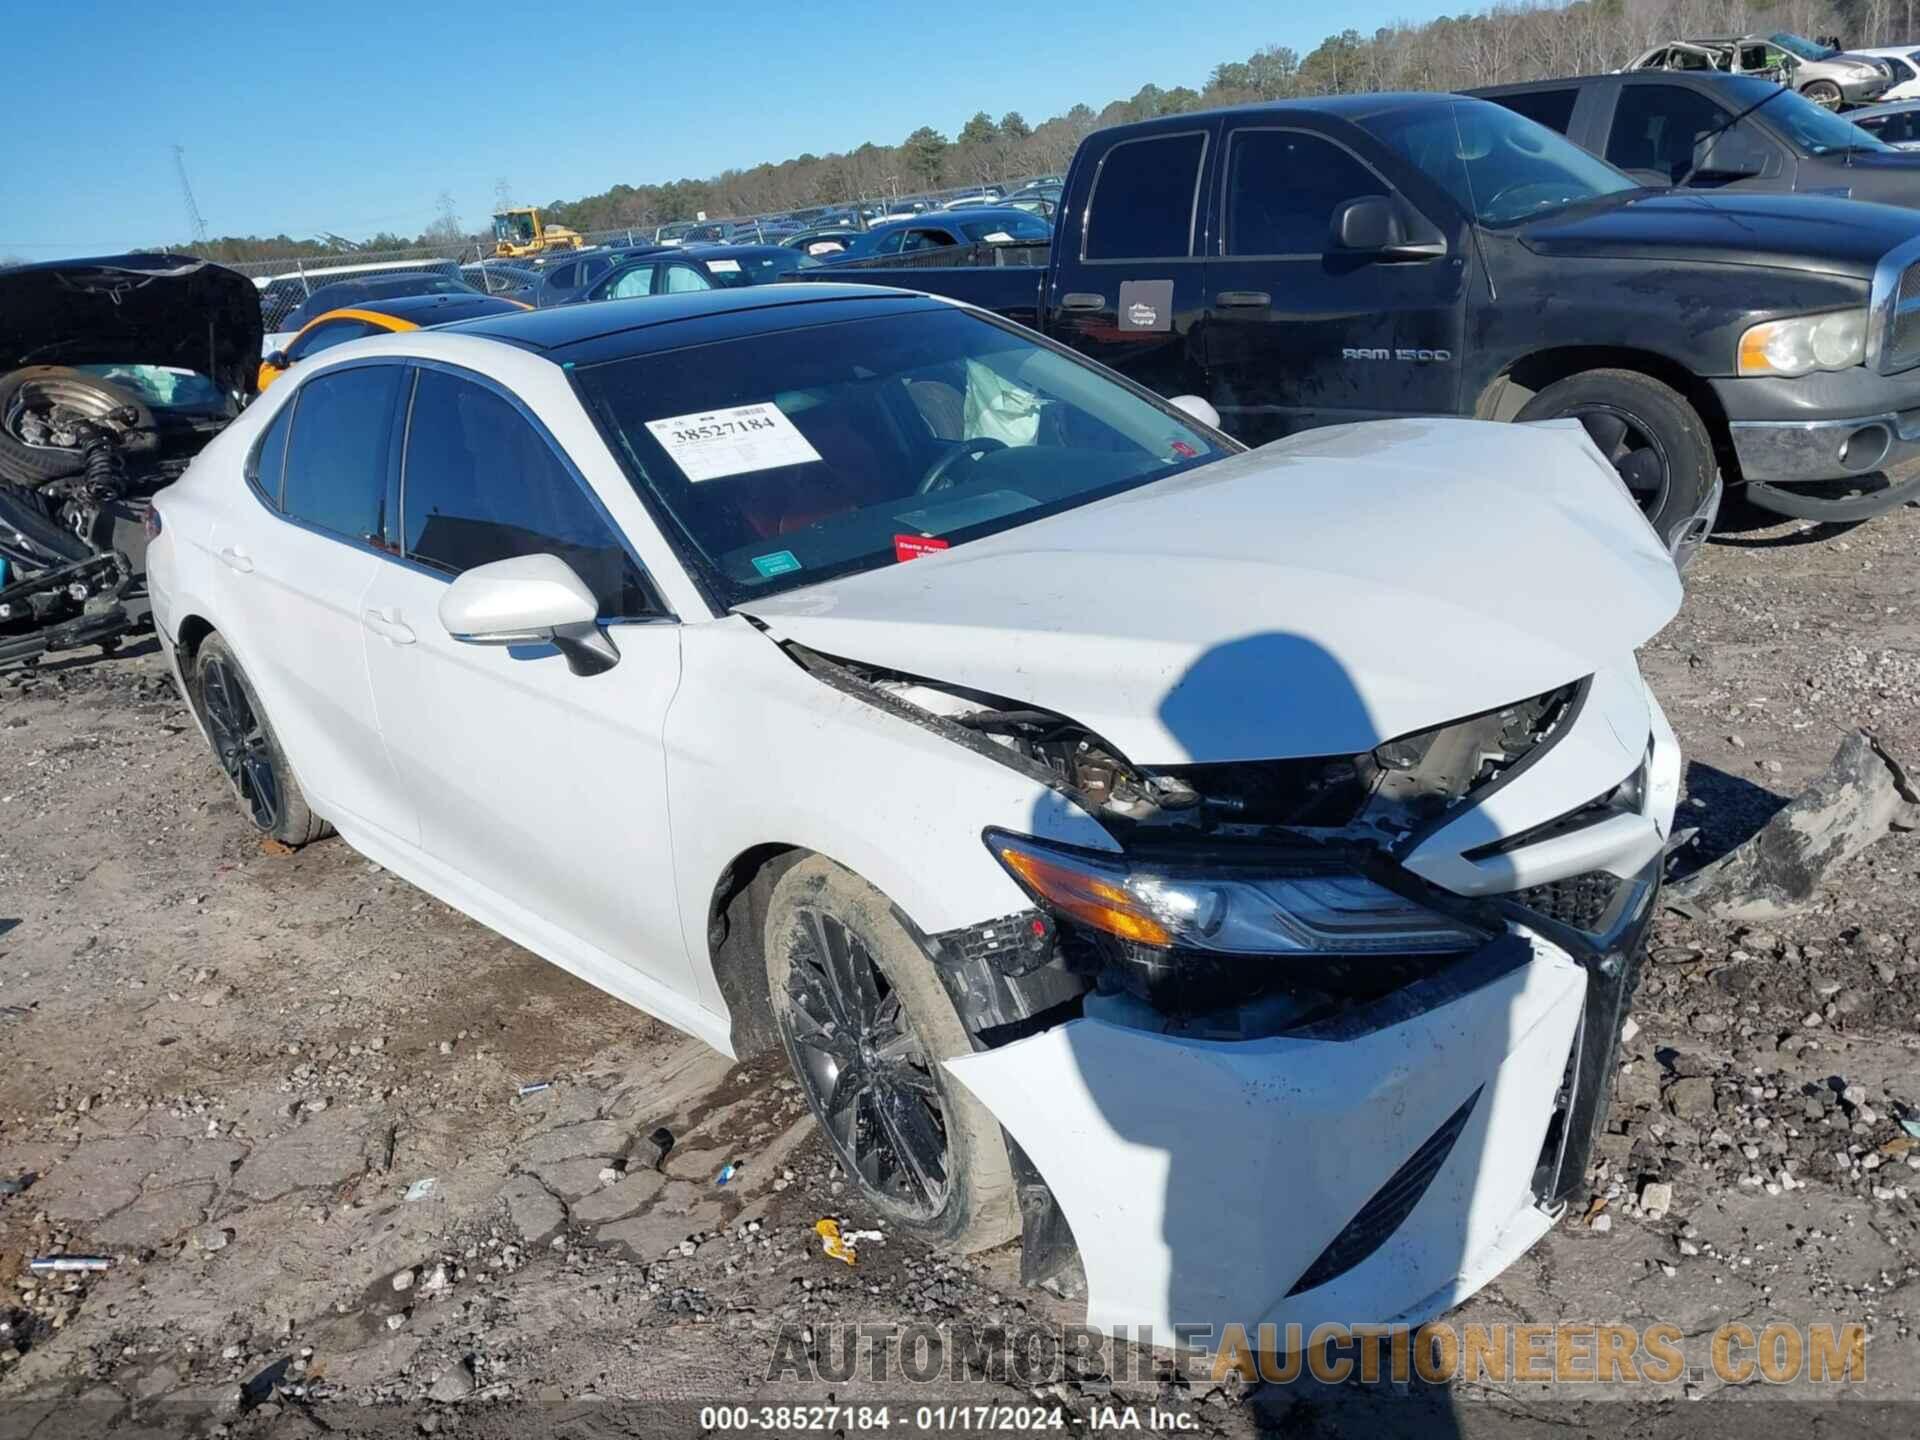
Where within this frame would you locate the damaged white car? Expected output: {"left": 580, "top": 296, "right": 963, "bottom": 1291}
{"left": 146, "top": 284, "right": 1682, "bottom": 1341}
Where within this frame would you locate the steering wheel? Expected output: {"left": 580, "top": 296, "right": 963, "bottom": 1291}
{"left": 917, "top": 437, "right": 1006, "bottom": 494}
{"left": 1481, "top": 181, "right": 1573, "bottom": 221}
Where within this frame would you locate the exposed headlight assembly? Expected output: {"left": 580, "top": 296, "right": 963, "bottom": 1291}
{"left": 984, "top": 830, "right": 1486, "bottom": 957}
{"left": 1738, "top": 309, "right": 1868, "bottom": 376}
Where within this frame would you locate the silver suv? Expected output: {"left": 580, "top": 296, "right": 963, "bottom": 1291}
{"left": 1628, "top": 31, "right": 1892, "bottom": 109}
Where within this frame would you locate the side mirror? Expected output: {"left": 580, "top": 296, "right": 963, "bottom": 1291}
{"left": 439, "top": 553, "right": 619, "bottom": 676}
{"left": 264, "top": 351, "right": 289, "bottom": 370}
{"left": 1328, "top": 195, "right": 1446, "bottom": 260}
{"left": 1168, "top": 394, "right": 1222, "bottom": 430}
{"left": 1691, "top": 127, "right": 1771, "bottom": 180}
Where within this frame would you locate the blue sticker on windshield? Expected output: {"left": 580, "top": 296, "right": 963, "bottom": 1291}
{"left": 751, "top": 550, "right": 802, "bottom": 578}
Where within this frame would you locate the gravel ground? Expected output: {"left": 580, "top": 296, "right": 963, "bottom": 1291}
{"left": 3, "top": 498, "right": 1920, "bottom": 1437}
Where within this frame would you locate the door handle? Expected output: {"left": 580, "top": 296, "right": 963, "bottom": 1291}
{"left": 216, "top": 545, "right": 253, "bottom": 574}
{"left": 1216, "top": 291, "right": 1271, "bottom": 309}
{"left": 1059, "top": 292, "right": 1105, "bottom": 312}
{"left": 362, "top": 608, "right": 416, "bottom": 645}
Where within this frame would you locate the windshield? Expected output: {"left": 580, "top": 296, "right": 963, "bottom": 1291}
{"left": 569, "top": 306, "right": 1229, "bottom": 606}
{"left": 959, "top": 214, "right": 1050, "bottom": 242}
{"left": 494, "top": 213, "right": 536, "bottom": 244}
{"left": 1359, "top": 99, "right": 1638, "bottom": 225}
{"left": 1769, "top": 86, "right": 1896, "bottom": 153}
{"left": 1770, "top": 32, "right": 1836, "bottom": 62}
{"left": 700, "top": 251, "right": 811, "bottom": 287}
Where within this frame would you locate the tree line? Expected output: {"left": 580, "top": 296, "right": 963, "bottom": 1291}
{"left": 178, "top": 0, "right": 1918, "bottom": 262}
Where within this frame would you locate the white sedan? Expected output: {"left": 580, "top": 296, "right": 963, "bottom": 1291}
{"left": 146, "top": 284, "right": 1683, "bottom": 1342}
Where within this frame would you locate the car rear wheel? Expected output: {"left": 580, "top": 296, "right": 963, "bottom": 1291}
{"left": 193, "top": 634, "right": 331, "bottom": 847}
{"left": 1513, "top": 368, "right": 1716, "bottom": 557}
{"left": 764, "top": 856, "right": 1018, "bottom": 1252}
{"left": 1803, "top": 80, "right": 1843, "bottom": 109}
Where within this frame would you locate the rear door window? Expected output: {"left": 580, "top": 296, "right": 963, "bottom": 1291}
{"left": 1488, "top": 87, "right": 1579, "bottom": 134}
{"left": 1084, "top": 131, "right": 1206, "bottom": 260}
{"left": 247, "top": 402, "right": 294, "bottom": 508}
{"left": 602, "top": 265, "right": 658, "bottom": 300}
{"left": 280, "top": 366, "right": 404, "bottom": 544}
{"left": 1224, "top": 129, "right": 1389, "bottom": 257}
{"left": 544, "top": 262, "right": 580, "bottom": 290}
{"left": 400, "top": 368, "right": 652, "bottom": 617}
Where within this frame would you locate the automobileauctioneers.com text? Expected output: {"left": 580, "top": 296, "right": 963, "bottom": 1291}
{"left": 765, "top": 1318, "right": 1868, "bottom": 1387}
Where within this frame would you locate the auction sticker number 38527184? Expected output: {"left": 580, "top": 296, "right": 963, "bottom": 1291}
{"left": 644, "top": 401, "right": 823, "bottom": 482}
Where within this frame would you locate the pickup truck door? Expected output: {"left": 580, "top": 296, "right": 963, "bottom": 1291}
{"left": 1200, "top": 121, "right": 1468, "bottom": 444}
{"left": 1043, "top": 124, "right": 1215, "bottom": 402}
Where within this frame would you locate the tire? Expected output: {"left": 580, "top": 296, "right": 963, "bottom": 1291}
{"left": 764, "top": 856, "right": 1018, "bottom": 1252}
{"left": 1803, "top": 80, "right": 1843, "bottom": 110}
{"left": 1513, "top": 368, "right": 1715, "bottom": 554}
{"left": 0, "top": 367, "right": 155, "bottom": 487}
{"left": 192, "top": 634, "right": 331, "bottom": 847}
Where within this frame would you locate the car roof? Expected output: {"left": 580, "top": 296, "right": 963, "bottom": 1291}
{"left": 1856, "top": 97, "right": 1920, "bottom": 114}
{"left": 443, "top": 283, "right": 940, "bottom": 362}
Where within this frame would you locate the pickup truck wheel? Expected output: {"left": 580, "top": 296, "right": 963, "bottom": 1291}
{"left": 1514, "top": 369, "right": 1714, "bottom": 553}
{"left": 193, "top": 634, "right": 331, "bottom": 848}
{"left": 1802, "top": 80, "right": 1843, "bottom": 109}
{"left": 764, "top": 856, "right": 1019, "bottom": 1253}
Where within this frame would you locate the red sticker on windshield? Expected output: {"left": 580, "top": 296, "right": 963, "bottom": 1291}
{"left": 894, "top": 534, "right": 951, "bottom": 562}
{"left": 1169, "top": 440, "right": 1198, "bottom": 458}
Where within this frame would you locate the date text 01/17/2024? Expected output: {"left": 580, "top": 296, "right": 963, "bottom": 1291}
{"left": 697, "top": 1405, "right": 1197, "bottom": 1432}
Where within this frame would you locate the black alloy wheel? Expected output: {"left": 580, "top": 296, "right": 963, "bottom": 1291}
{"left": 200, "top": 653, "right": 280, "bottom": 832}
{"left": 777, "top": 907, "right": 951, "bottom": 1218}
{"left": 1567, "top": 403, "right": 1672, "bottom": 524}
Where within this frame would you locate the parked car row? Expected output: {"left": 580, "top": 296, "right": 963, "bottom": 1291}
{"left": 10, "top": 76, "right": 1919, "bottom": 1350}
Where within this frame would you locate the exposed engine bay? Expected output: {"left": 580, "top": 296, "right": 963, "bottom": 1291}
{"left": 0, "top": 256, "right": 261, "bottom": 668}
{"left": 0, "top": 367, "right": 197, "bottom": 665}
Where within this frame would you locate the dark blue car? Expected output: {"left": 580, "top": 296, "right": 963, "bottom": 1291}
{"left": 814, "top": 207, "right": 1051, "bottom": 264}
{"left": 560, "top": 244, "right": 814, "bottom": 306}
{"left": 532, "top": 246, "right": 674, "bottom": 308}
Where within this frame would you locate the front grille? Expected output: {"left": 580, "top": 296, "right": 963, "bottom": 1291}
{"left": 1887, "top": 262, "right": 1920, "bottom": 374}
{"left": 1512, "top": 871, "right": 1622, "bottom": 932}
{"left": 1286, "top": 1087, "right": 1481, "bottom": 1296}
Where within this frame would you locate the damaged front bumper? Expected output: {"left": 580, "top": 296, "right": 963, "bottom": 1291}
{"left": 945, "top": 865, "right": 1657, "bottom": 1341}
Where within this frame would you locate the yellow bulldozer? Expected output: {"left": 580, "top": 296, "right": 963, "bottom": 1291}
{"left": 491, "top": 207, "right": 585, "bottom": 258}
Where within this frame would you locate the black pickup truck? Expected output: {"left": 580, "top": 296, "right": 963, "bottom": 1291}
{"left": 800, "top": 92, "right": 1920, "bottom": 546}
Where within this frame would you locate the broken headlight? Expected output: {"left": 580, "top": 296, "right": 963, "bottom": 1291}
{"left": 986, "top": 830, "right": 1487, "bottom": 957}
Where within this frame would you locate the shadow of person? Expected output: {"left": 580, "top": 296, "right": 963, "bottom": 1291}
{"left": 953, "top": 632, "right": 1606, "bottom": 1432}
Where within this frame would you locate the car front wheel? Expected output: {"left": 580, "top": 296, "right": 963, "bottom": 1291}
{"left": 763, "top": 855, "right": 1018, "bottom": 1252}
{"left": 193, "top": 634, "right": 331, "bottom": 847}
{"left": 1803, "top": 79, "right": 1843, "bottom": 109}
{"left": 1513, "top": 368, "right": 1716, "bottom": 558}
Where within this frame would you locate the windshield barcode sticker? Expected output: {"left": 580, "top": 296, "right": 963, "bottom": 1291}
{"left": 644, "top": 402, "right": 823, "bottom": 482}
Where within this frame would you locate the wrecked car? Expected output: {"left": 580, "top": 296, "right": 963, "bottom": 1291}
{"left": 144, "top": 284, "right": 1683, "bottom": 1339}
{"left": 0, "top": 255, "right": 259, "bottom": 667}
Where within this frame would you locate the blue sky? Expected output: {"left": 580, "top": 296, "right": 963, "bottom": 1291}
{"left": 3, "top": 0, "right": 1440, "bottom": 257}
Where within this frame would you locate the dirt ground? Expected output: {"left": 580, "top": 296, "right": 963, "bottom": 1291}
{"left": 4, "top": 496, "right": 1920, "bottom": 1437}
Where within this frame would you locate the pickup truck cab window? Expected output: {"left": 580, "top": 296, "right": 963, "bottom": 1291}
{"left": 399, "top": 367, "right": 654, "bottom": 617}
{"left": 1224, "top": 128, "right": 1389, "bottom": 256}
{"left": 281, "top": 365, "right": 404, "bottom": 544}
{"left": 1083, "top": 131, "right": 1206, "bottom": 260}
{"left": 1492, "top": 86, "right": 1578, "bottom": 134}
{"left": 1604, "top": 83, "right": 1735, "bottom": 180}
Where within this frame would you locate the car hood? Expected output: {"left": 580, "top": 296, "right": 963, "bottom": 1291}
{"left": 736, "top": 418, "right": 1682, "bottom": 765}
{"left": 1520, "top": 191, "right": 1920, "bottom": 278}
{"left": 0, "top": 254, "right": 262, "bottom": 399}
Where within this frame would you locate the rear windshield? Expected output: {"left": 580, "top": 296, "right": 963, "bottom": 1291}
{"left": 568, "top": 307, "right": 1228, "bottom": 606}
{"left": 701, "top": 251, "right": 811, "bottom": 286}
{"left": 959, "top": 214, "right": 1051, "bottom": 243}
